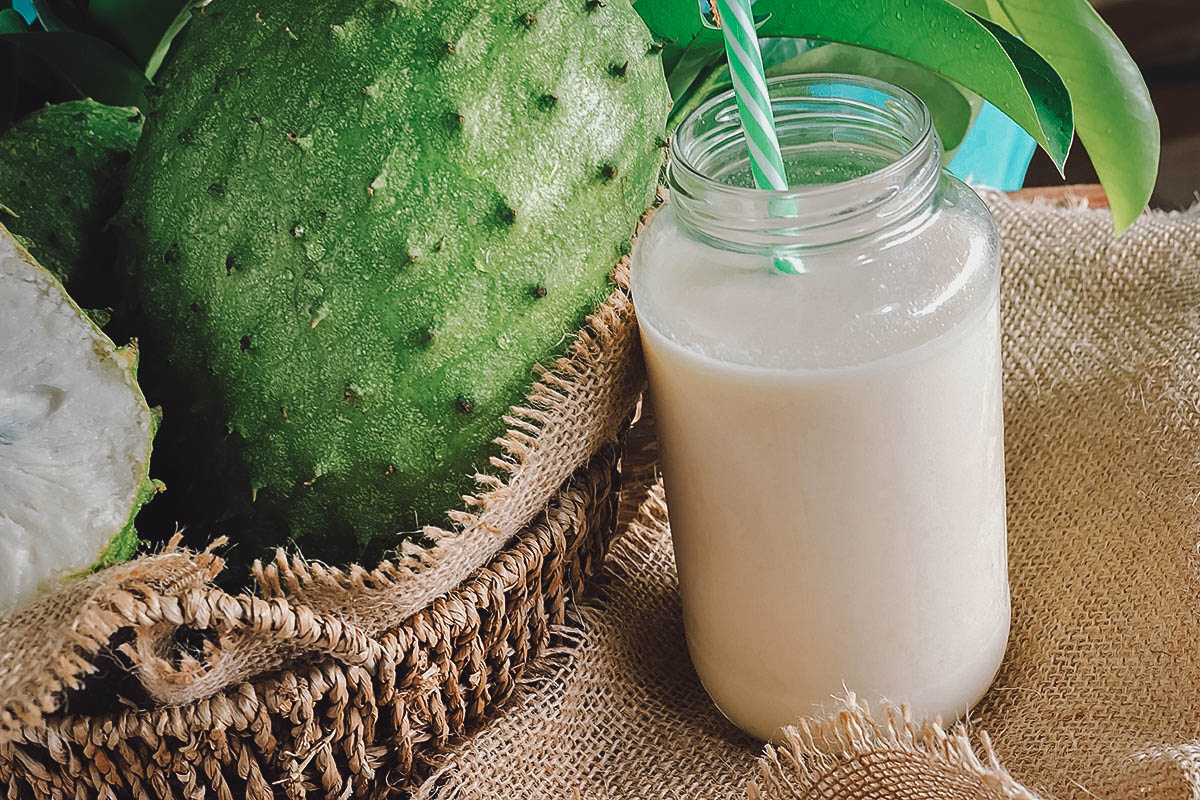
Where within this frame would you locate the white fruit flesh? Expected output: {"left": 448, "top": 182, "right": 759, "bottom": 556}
{"left": 0, "top": 227, "right": 152, "bottom": 614}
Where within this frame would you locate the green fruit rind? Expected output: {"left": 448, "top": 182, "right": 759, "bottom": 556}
{"left": 124, "top": 0, "right": 670, "bottom": 561}
{"left": 91, "top": 475, "right": 164, "bottom": 573}
{"left": 0, "top": 225, "right": 158, "bottom": 609}
{"left": 0, "top": 99, "right": 144, "bottom": 306}
{"left": 90, "top": 403, "right": 165, "bottom": 573}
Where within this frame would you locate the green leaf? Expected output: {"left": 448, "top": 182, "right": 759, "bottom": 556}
{"left": 979, "top": 0, "right": 1018, "bottom": 31}
{"left": 770, "top": 43, "right": 976, "bottom": 153}
{"left": 87, "top": 0, "right": 190, "bottom": 70}
{"left": 142, "top": 0, "right": 199, "bottom": 79}
{"left": 0, "top": 6, "right": 28, "bottom": 29}
{"left": 30, "top": 0, "right": 82, "bottom": 31}
{"left": 945, "top": 0, "right": 991, "bottom": 15}
{"left": 959, "top": 0, "right": 1158, "bottom": 233}
{"left": 634, "top": 0, "right": 1073, "bottom": 171}
{"left": 665, "top": 37, "right": 723, "bottom": 100}
{"left": 633, "top": 0, "right": 703, "bottom": 57}
{"left": 966, "top": 16, "right": 1072, "bottom": 171}
{"left": 0, "top": 30, "right": 145, "bottom": 105}
{"left": 667, "top": 51, "right": 728, "bottom": 130}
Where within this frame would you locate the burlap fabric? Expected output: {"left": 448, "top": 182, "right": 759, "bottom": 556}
{"left": 0, "top": 257, "right": 644, "bottom": 796}
{"left": 416, "top": 195, "right": 1200, "bottom": 800}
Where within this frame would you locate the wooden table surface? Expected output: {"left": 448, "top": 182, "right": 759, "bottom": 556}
{"left": 1009, "top": 184, "right": 1109, "bottom": 208}
{"left": 1020, "top": 0, "right": 1199, "bottom": 211}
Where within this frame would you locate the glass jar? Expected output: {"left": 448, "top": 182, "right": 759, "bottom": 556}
{"left": 630, "top": 74, "right": 1010, "bottom": 741}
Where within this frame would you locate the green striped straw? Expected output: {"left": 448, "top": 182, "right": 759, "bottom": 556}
{"left": 713, "top": 0, "right": 799, "bottom": 274}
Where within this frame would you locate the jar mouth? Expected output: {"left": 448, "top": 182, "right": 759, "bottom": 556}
{"left": 668, "top": 73, "right": 941, "bottom": 251}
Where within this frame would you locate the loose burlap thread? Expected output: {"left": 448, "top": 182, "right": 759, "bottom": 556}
{"left": 416, "top": 195, "right": 1200, "bottom": 800}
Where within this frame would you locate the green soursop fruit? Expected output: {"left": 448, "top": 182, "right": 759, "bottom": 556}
{"left": 123, "top": 0, "right": 669, "bottom": 560}
{"left": 0, "top": 224, "right": 158, "bottom": 614}
{"left": 0, "top": 100, "right": 143, "bottom": 306}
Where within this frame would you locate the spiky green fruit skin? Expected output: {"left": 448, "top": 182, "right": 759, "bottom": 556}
{"left": 123, "top": 0, "right": 669, "bottom": 561}
{"left": 0, "top": 100, "right": 143, "bottom": 305}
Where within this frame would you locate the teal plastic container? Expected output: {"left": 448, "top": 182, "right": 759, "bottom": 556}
{"left": 947, "top": 101, "right": 1038, "bottom": 191}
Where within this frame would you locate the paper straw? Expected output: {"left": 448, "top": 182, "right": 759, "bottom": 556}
{"left": 713, "top": 0, "right": 799, "bottom": 274}
{"left": 714, "top": 0, "right": 787, "bottom": 191}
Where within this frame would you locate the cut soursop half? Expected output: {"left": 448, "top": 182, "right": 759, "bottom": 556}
{"left": 0, "top": 224, "right": 157, "bottom": 614}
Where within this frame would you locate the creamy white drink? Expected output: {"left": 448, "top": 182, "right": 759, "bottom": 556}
{"left": 631, "top": 75, "right": 1009, "bottom": 741}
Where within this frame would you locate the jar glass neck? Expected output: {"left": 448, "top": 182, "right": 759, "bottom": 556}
{"left": 667, "top": 74, "right": 941, "bottom": 252}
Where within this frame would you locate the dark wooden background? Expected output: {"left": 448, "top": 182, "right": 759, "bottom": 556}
{"left": 1023, "top": 0, "right": 1200, "bottom": 209}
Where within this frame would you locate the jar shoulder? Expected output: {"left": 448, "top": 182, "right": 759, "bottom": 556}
{"left": 630, "top": 177, "right": 1001, "bottom": 370}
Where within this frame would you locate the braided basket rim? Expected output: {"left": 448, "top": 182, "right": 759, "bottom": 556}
{"left": 1, "top": 438, "right": 624, "bottom": 799}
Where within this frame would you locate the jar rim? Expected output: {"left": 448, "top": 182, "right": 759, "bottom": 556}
{"left": 671, "top": 72, "right": 935, "bottom": 200}
{"left": 666, "top": 72, "right": 942, "bottom": 252}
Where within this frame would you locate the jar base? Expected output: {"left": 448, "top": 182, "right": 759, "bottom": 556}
{"left": 691, "top": 613, "right": 1012, "bottom": 743}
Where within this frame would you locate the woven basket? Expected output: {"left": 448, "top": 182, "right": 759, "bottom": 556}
{"left": 0, "top": 442, "right": 622, "bottom": 799}
{"left": 0, "top": 256, "right": 648, "bottom": 799}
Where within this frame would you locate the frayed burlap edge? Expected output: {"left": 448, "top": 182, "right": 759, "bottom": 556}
{"left": 398, "top": 197, "right": 1200, "bottom": 800}
{"left": 0, "top": 240, "right": 645, "bottom": 739}
{"left": 1, "top": 441, "right": 622, "bottom": 798}
{"left": 0, "top": 538, "right": 223, "bottom": 734}
{"left": 751, "top": 696, "right": 1041, "bottom": 800}
{"left": 412, "top": 442, "right": 1044, "bottom": 800}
